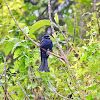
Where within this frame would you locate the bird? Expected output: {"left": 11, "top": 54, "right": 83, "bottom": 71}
{"left": 38, "top": 35, "right": 53, "bottom": 72}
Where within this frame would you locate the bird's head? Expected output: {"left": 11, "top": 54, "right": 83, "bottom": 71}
{"left": 43, "top": 35, "right": 51, "bottom": 39}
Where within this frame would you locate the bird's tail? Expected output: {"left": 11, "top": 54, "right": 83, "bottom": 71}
{"left": 38, "top": 58, "right": 49, "bottom": 72}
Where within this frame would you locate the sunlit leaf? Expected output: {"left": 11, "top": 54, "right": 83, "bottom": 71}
{"left": 54, "top": 13, "right": 59, "bottom": 24}
{"left": 4, "top": 42, "right": 14, "bottom": 56}
{"left": 29, "top": 20, "right": 50, "bottom": 34}
{"left": 32, "top": 83, "right": 38, "bottom": 88}
{"left": 13, "top": 48, "right": 23, "bottom": 59}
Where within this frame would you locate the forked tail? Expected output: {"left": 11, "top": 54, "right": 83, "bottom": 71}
{"left": 38, "top": 58, "right": 49, "bottom": 72}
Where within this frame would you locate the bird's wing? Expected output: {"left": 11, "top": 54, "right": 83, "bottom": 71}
{"left": 40, "top": 39, "right": 45, "bottom": 48}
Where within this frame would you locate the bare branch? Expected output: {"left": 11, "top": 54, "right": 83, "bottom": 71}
{"left": 4, "top": 57, "right": 7, "bottom": 100}
{"left": 2, "top": 86, "right": 14, "bottom": 100}
{"left": 57, "top": 18, "right": 78, "bottom": 56}
{"left": 18, "top": 82, "right": 30, "bottom": 100}
{"left": 4, "top": 0, "right": 39, "bottom": 47}
{"left": 4, "top": 0, "right": 64, "bottom": 61}
{"left": 48, "top": 0, "right": 68, "bottom": 63}
{"left": 73, "top": 13, "right": 76, "bottom": 43}
{"left": 94, "top": 0, "right": 100, "bottom": 34}
{"left": 48, "top": 79, "right": 73, "bottom": 100}
{"left": 2, "top": 86, "right": 9, "bottom": 100}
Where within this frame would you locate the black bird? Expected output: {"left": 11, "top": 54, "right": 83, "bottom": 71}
{"left": 38, "top": 35, "right": 53, "bottom": 72}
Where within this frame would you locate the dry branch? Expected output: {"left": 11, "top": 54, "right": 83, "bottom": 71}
{"left": 73, "top": 14, "right": 76, "bottom": 43}
{"left": 18, "top": 82, "right": 30, "bottom": 100}
{"left": 48, "top": 0, "right": 68, "bottom": 63}
{"left": 4, "top": 57, "right": 7, "bottom": 100}
{"left": 48, "top": 79, "right": 72, "bottom": 100}
{"left": 94, "top": 0, "right": 100, "bottom": 34}
{"left": 4, "top": 0, "right": 64, "bottom": 61}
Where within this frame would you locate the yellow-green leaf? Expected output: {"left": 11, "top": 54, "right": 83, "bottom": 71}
{"left": 13, "top": 48, "right": 22, "bottom": 59}
{"left": 54, "top": 13, "right": 59, "bottom": 24}
{"left": 29, "top": 20, "right": 50, "bottom": 34}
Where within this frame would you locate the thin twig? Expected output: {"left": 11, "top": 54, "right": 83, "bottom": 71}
{"left": 48, "top": 0, "right": 68, "bottom": 63}
{"left": 4, "top": 57, "right": 7, "bottom": 100}
{"left": 58, "top": 24, "right": 72, "bottom": 48}
{"left": 4, "top": 0, "right": 64, "bottom": 61}
{"left": 25, "top": 68, "right": 29, "bottom": 100}
{"left": 2, "top": 86, "right": 14, "bottom": 100}
{"left": 7, "top": 92, "right": 14, "bottom": 100}
{"left": 48, "top": 79, "right": 73, "bottom": 100}
{"left": 2, "top": 86, "right": 9, "bottom": 100}
{"left": 37, "top": 0, "right": 58, "bottom": 21}
{"left": 29, "top": 66, "right": 34, "bottom": 95}
{"left": 73, "top": 13, "right": 76, "bottom": 43}
{"left": 18, "top": 82, "right": 30, "bottom": 100}
{"left": 4, "top": 0, "right": 39, "bottom": 46}
{"left": 57, "top": 19, "right": 78, "bottom": 56}
{"left": 57, "top": 24, "right": 78, "bottom": 56}
{"left": 94, "top": 0, "right": 100, "bottom": 34}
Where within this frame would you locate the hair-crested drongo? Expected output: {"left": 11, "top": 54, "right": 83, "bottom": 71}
{"left": 38, "top": 35, "right": 53, "bottom": 72}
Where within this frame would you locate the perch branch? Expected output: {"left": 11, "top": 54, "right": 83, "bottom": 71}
{"left": 4, "top": 0, "right": 64, "bottom": 60}
{"left": 48, "top": 0, "right": 68, "bottom": 63}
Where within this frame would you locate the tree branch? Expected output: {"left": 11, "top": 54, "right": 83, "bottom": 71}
{"left": 4, "top": 57, "right": 7, "bottom": 100}
{"left": 48, "top": 0, "right": 68, "bottom": 63}
{"left": 2, "top": 86, "right": 14, "bottom": 100}
{"left": 37, "top": 0, "right": 58, "bottom": 21}
{"left": 94, "top": 0, "right": 100, "bottom": 34}
{"left": 18, "top": 82, "right": 30, "bottom": 100}
{"left": 4, "top": 0, "right": 64, "bottom": 61}
{"left": 73, "top": 13, "right": 76, "bottom": 43}
{"left": 48, "top": 79, "right": 73, "bottom": 100}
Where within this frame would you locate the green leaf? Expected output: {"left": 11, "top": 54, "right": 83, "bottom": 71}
{"left": 8, "top": 86, "right": 15, "bottom": 92}
{"left": 27, "top": 84, "right": 31, "bottom": 89}
{"left": 13, "top": 47, "right": 23, "bottom": 59}
{"left": 23, "top": 26, "right": 29, "bottom": 34}
{"left": 18, "top": 55, "right": 25, "bottom": 70}
{"left": 27, "top": 83, "right": 37, "bottom": 89}
{"left": 0, "top": 63, "right": 4, "bottom": 74}
{"left": 35, "top": 71, "right": 40, "bottom": 78}
{"left": 54, "top": 13, "right": 59, "bottom": 24}
{"left": 28, "top": 94, "right": 35, "bottom": 98}
{"left": 85, "top": 94, "right": 94, "bottom": 100}
{"left": 32, "top": 83, "right": 38, "bottom": 88}
{"left": 12, "top": 94, "right": 19, "bottom": 99}
{"left": 4, "top": 42, "right": 14, "bottom": 56}
{"left": 29, "top": 20, "right": 50, "bottom": 34}
{"left": 28, "top": 34, "right": 36, "bottom": 40}
{"left": 96, "top": 1, "right": 100, "bottom": 6}
{"left": 10, "top": 69, "right": 16, "bottom": 73}
{"left": 88, "top": 84, "right": 98, "bottom": 90}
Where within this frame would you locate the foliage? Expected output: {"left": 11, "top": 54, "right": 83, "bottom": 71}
{"left": 0, "top": 0, "right": 100, "bottom": 100}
